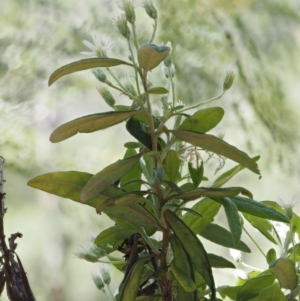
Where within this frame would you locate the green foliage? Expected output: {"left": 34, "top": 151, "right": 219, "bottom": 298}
{"left": 27, "top": 1, "right": 298, "bottom": 300}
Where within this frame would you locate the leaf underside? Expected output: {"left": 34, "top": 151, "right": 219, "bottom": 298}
{"left": 49, "top": 58, "right": 133, "bottom": 86}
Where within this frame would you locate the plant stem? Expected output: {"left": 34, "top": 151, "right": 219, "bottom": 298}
{"left": 149, "top": 19, "right": 157, "bottom": 44}
{"left": 160, "top": 229, "right": 172, "bottom": 301}
{"left": 127, "top": 39, "right": 141, "bottom": 96}
{"left": 243, "top": 225, "right": 266, "bottom": 258}
{"left": 131, "top": 23, "right": 139, "bottom": 50}
{"left": 176, "top": 90, "right": 226, "bottom": 114}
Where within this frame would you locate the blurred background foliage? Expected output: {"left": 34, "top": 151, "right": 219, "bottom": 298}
{"left": 1, "top": 0, "right": 300, "bottom": 300}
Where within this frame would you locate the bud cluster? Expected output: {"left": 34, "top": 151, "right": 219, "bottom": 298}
{"left": 142, "top": 0, "right": 158, "bottom": 19}
{"left": 119, "top": 0, "right": 136, "bottom": 24}
{"left": 97, "top": 86, "right": 116, "bottom": 108}
{"left": 223, "top": 70, "right": 235, "bottom": 90}
{"left": 113, "top": 14, "right": 131, "bottom": 39}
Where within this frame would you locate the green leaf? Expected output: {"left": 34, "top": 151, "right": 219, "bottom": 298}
{"left": 48, "top": 58, "right": 133, "bottom": 86}
{"left": 126, "top": 117, "right": 157, "bottom": 150}
{"left": 144, "top": 87, "right": 169, "bottom": 95}
{"left": 188, "top": 161, "right": 204, "bottom": 188}
{"left": 170, "top": 236, "right": 197, "bottom": 297}
{"left": 183, "top": 198, "right": 221, "bottom": 234}
{"left": 287, "top": 243, "right": 300, "bottom": 261}
{"left": 179, "top": 107, "right": 224, "bottom": 133}
{"left": 50, "top": 111, "right": 138, "bottom": 143}
{"left": 171, "top": 186, "right": 253, "bottom": 202}
{"left": 247, "top": 283, "right": 286, "bottom": 301}
{"left": 27, "top": 171, "right": 123, "bottom": 208}
{"left": 137, "top": 44, "right": 170, "bottom": 71}
{"left": 222, "top": 197, "right": 242, "bottom": 246}
{"left": 120, "top": 149, "right": 142, "bottom": 192}
{"left": 141, "top": 153, "right": 154, "bottom": 183}
{"left": 199, "top": 223, "right": 251, "bottom": 253}
{"left": 95, "top": 225, "right": 136, "bottom": 246}
{"left": 207, "top": 254, "right": 235, "bottom": 269}
{"left": 165, "top": 149, "right": 180, "bottom": 183}
{"left": 104, "top": 203, "right": 162, "bottom": 230}
{"left": 118, "top": 255, "right": 150, "bottom": 301}
{"left": 218, "top": 285, "right": 240, "bottom": 300}
{"left": 174, "top": 207, "right": 202, "bottom": 218}
{"left": 213, "top": 156, "right": 260, "bottom": 188}
{"left": 266, "top": 248, "right": 277, "bottom": 265}
{"left": 236, "top": 273, "right": 275, "bottom": 301}
{"left": 216, "top": 196, "right": 290, "bottom": 223}
{"left": 81, "top": 153, "right": 142, "bottom": 202}
{"left": 291, "top": 213, "right": 300, "bottom": 240}
{"left": 171, "top": 264, "right": 196, "bottom": 292}
{"left": 269, "top": 258, "right": 298, "bottom": 290}
{"left": 261, "top": 200, "right": 285, "bottom": 214}
{"left": 124, "top": 142, "right": 142, "bottom": 149}
{"left": 171, "top": 130, "right": 260, "bottom": 175}
{"left": 164, "top": 210, "right": 216, "bottom": 300}
{"left": 243, "top": 213, "right": 278, "bottom": 244}
{"left": 136, "top": 296, "right": 162, "bottom": 301}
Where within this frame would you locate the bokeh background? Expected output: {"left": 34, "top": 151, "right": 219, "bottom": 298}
{"left": 1, "top": 0, "right": 300, "bottom": 300}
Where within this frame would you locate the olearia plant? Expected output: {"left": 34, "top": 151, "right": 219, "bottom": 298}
{"left": 28, "top": 1, "right": 300, "bottom": 300}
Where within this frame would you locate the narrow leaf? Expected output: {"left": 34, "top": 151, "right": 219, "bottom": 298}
{"left": 243, "top": 213, "right": 278, "bottom": 244}
{"left": 171, "top": 130, "right": 260, "bottom": 175}
{"left": 49, "top": 58, "right": 133, "bottom": 86}
{"left": 164, "top": 210, "right": 216, "bottom": 300}
{"left": 188, "top": 161, "right": 204, "bottom": 188}
{"left": 269, "top": 258, "right": 298, "bottom": 290}
{"left": 136, "top": 296, "right": 162, "bottom": 301}
{"left": 120, "top": 149, "right": 142, "bottom": 192}
{"left": 199, "top": 223, "right": 251, "bottom": 253}
{"left": 179, "top": 107, "right": 224, "bottom": 133}
{"left": 27, "top": 171, "right": 123, "bottom": 208}
{"left": 119, "top": 256, "right": 150, "bottom": 301}
{"left": 171, "top": 264, "right": 196, "bottom": 292}
{"left": 171, "top": 186, "right": 253, "bottom": 202}
{"left": 126, "top": 117, "right": 154, "bottom": 150}
{"left": 145, "top": 87, "right": 169, "bottom": 95}
{"left": 104, "top": 203, "right": 162, "bottom": 230}
{"left": 218, "top": 286, "right": 240, "bottom": 300}
{"left": 183, "top": 198, "right": 221, "bottom": 234}
{"left": 236, "top": 273, "right": 275, "bottom": 301}
{"left": 81, "top": 153, "right": 142, "bottom": 202}
{"left": 213, "top": 156, "right": 260, "bottom": 188}
{"left": 247, "top": 283, "right": 286, "bottom": 301}
{"left": 170, "top": 236, "right": 197, "bottom": 299}
{"left": 95, "top": 225, "right": 136, "bottom": 245}
{"left": 165, "top": 149, "right": 180, "bottom": 183}
{"left": 222, "top": 197, "right": 242, "bottom": 246}
{"left": 50, "top": 111, "right": 138, "bottom": 143}
{"left": 137, "top": 44, "right": 170, "bottom": 71}
{"left": 207, "top": 254, "right": 235, "bottom": 269}
{"left": 216, "top": 196, "right": 290, "bottom": 223}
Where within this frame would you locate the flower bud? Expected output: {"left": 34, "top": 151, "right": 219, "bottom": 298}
{"left": 161, "top": 63, "right": 175, "bottom": 79}
{"left": 93, "top": 69, "right": 107, "bottom": 83}
{"left": 119, "top": 0, "right": 136, "bottom": 24}
{"left": 92, "top": 274, "right": 105, "bottom": 291}
{"left": 97, "top": 86, "right": 116, "bottom": 108}
{"left": 217, "top": 128, "right": 226, "bottom": 140}
{"left": 75, "top": 248, "right": 99, "bottom": 263}
{"left": 100, "top": 266, "right": 111, "bottom": 285}
{"left": 123, "top": 78, "right": 137, "bottom": 97}
{"left": 113, "top": 14, "right": 131, "bottom": 39}
{"left": 142, "top": 0, "right": 158, "bottom": 19}
{"left": 164, "top": 54, "right": 172, "bottom": 68}
{"left": 223, "top": 70, "right": 235, "bottom": 90}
